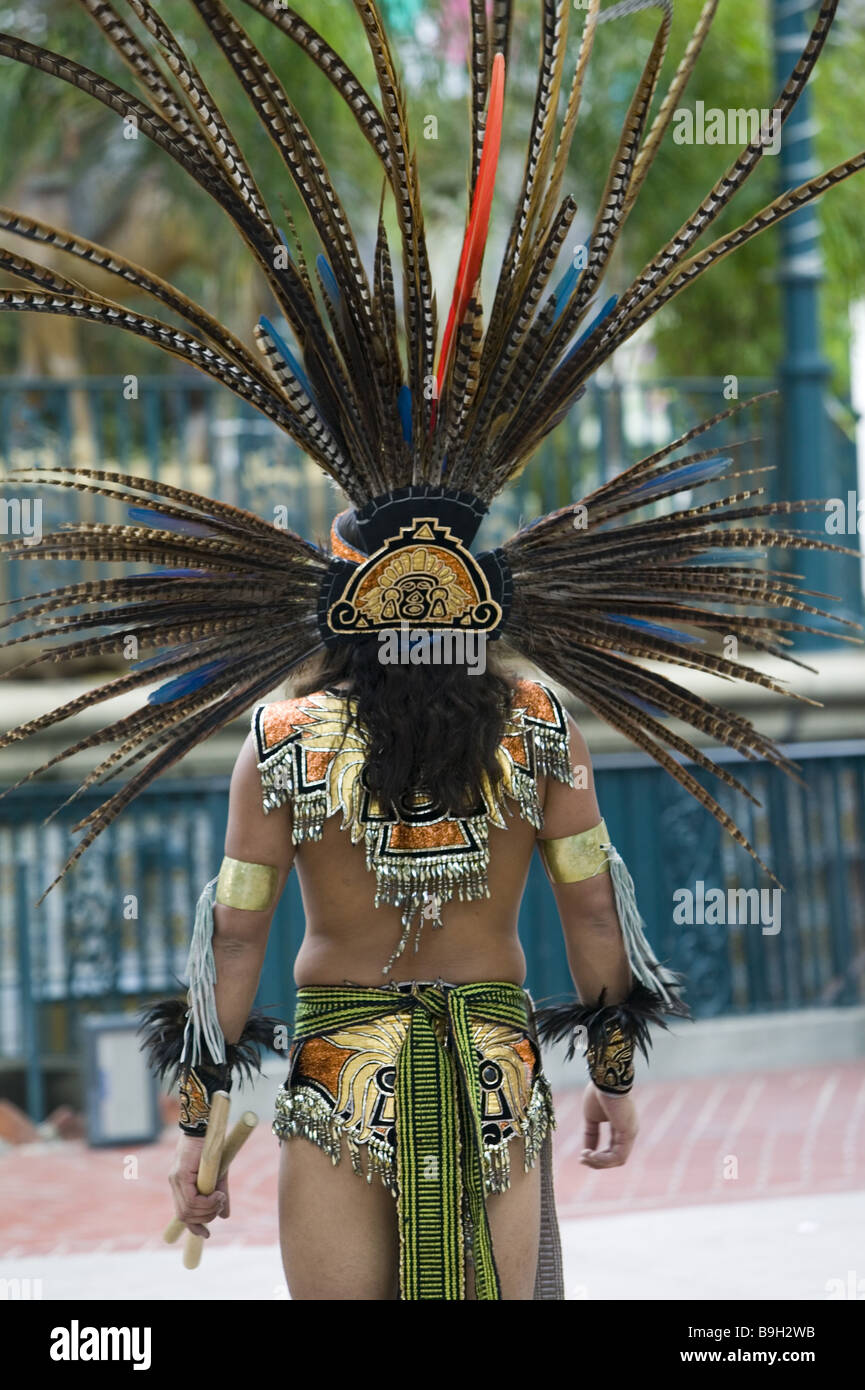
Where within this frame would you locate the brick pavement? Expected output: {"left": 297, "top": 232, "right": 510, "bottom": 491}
{"left": 552, "top": 1060, "right": 865, "bottom": 1217}
{"left": 1, "top": 1061, "right": 862, "bottom": 1258}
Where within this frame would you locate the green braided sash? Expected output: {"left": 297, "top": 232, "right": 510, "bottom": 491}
{"left": 291, "top": 980, "right": 536, "bottom": 1301}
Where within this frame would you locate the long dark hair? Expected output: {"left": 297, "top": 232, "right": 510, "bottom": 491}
{"left": 293, "top": 637, "right": 516, "bottom": 817}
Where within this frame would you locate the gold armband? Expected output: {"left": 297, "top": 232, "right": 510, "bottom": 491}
{"left": 215, "top": 856, "right": 279, "bottom": 911}
{"left": 538, "top": 819, "right": 611, "bottom": 883}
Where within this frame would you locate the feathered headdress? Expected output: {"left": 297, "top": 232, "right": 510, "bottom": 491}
{"left": 1, "top": 0, "right": 862, "bottom": 895}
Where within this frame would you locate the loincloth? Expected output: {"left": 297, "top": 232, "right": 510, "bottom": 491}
{"left": 272, "top": 979, "right": 564, "bottom": 1300}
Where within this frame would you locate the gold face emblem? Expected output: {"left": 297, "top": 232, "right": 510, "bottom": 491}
{"left": 327, "top": 518, "right": 502, "bottom": 635}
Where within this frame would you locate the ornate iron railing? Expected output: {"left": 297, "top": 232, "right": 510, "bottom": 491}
{"left": 3, "top": 373, "right": 860, "bottom": 623}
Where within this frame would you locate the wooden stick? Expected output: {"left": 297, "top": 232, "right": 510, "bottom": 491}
{"left": 163, "top": 1110, "right": 258, "bottom": 1245}
{"left": 182, "top": 1091, "right": 231, "bottom": 1270}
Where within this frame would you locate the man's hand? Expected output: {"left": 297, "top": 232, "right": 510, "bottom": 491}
{"left": 168, "top": 1133, "right": 230, "bottom": 1238}
{"left": 580, "top": 1082, "right": 638, "bottom": 1169}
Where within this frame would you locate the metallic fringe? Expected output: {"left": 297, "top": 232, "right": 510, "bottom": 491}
{"left": 483, "top": 1074, "right": 557, "bottom": 1194}
{"left": 370, "top": 848, "right": 491, "bottom": 910}
{"left": 273, "top": 1076, "right": 555, "bottom": 1199}
{"left": 507, "top": 765, "right": 545, "bottom": 830}
{"left": 533, "top": 730, "right": 574, "bottom": 795}
{"left": 272, "top": 1084, "right": 399, "bottom": 1196}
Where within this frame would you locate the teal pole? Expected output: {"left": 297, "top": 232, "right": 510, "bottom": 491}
{"left": 16, "top": 866, "right": 44, "bottom": 1122}
{"left": 772, "top": 0, "right": 862, "bottom": 642}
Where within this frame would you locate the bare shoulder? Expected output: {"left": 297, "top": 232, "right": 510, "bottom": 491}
{"left": 562, "top": 708, "right": 593, "bottom": 770}
{"left": 230, "top": 730, "right": 266, "bottom": 797}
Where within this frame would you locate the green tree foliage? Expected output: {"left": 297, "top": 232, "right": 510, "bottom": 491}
{"left": 416, "top": 1, "right": 865, "bottom": 393}
{"left": 0, "top": 1, "right": 862, "bottom": 391}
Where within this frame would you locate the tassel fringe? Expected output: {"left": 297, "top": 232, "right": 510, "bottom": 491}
{"left": 605, "top": 843, "right": 685, "bottom": 1008}
{"left": 183, "top": 877, "right": 222, "bottom": 1065}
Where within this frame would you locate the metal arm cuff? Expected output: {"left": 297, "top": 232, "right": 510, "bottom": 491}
{"left": 179, "top": 1060, "right": 231, "bottom": 1135}
{"left": 538, "top": 819, "right": 611, "bottom": 882}
{"left": 215, "top": 856, "right": 279, "bottom": 911}
{"left": 586, "top": 1022, "right": 635, "bottom": 1095}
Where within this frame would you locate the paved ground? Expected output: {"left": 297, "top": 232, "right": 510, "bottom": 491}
{"left": 1, "top": 1061, "right": 863, "bottom": 1299}
{"left": 3, "top": 1192, "right": 862, "bottom": 1300}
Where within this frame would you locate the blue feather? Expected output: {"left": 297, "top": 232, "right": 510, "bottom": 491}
{"left": 128, "top": 568, "right": 208, "bottom": 580}
{"left": 550, "top": 243, "right": 589, "bottom": 323}
{"left": 612, "top": 687, "right": 668, "bottom": 718}
{"left": 628, "top": 456, "right": 733, "bottom": 497}
{"left": 604, "top": 614, "right": 704, "bottom": 645}
{"left": 397, "top": 385, "right": 413, "bottom": 444}
{"left": 147, "top": 659, "right": 230, "bottom": 706}
{"left": 575, "top": 294, "right": 617, "bottom": 353}
{"left": 259, "top": 315, "right": 316, "bottom": 401}
{"left": 565, "top": 294, "right": 618, "bottom": 360}
{"left": 127, "top": 506, "right": 213, "bottom": 536}
{"left": 316, "top": 253, "right": 341, "bottom": 305}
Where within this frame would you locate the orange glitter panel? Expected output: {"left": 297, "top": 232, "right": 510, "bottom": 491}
{"left": 512, "top": 679, "right": 555, "bottom": 723}
{"left": 262, "top": 698, "right": 318, "bottom": 748}
{"left": 296, "top": 1036, "right": 355, "bottom": 1095}
{"left": 502, "top": 732, "right": 530, "bottom": 768}
{"left": 514, "top": 1036, "right": 537, "bottom": 1072}
{"left": 387, "top": 819, "right": 469, "bottom": 850}
{"left": 304, "top": 749, "right": 333, "bottom": 781}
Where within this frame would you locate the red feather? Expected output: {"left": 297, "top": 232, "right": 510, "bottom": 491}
{"left": 433, "top": 51, "right": 505, "bottom": 416}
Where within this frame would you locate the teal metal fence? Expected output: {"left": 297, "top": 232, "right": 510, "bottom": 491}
{"left": 2, "top": 743, "right": 864, "bottom": 1115}
{"left": 2, "top": 374, "right": 862, "bottom": 620}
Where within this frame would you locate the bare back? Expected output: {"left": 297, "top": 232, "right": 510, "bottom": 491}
{"left": 291, "top": 808, "right": 540, "bottom": 986}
